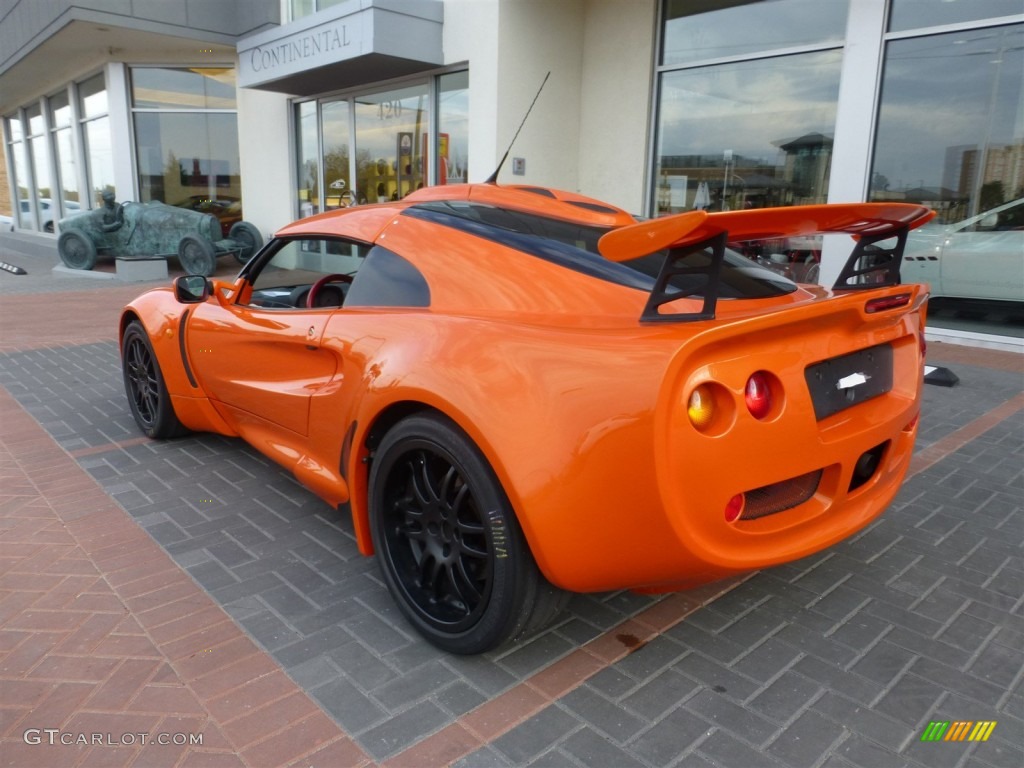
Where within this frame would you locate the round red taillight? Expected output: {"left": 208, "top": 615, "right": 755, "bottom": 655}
{"left": 745, "top": 372, "right": 772, "bottom": 420}
{"left": 725, "top": 493, "right": 744, "bottom": 523}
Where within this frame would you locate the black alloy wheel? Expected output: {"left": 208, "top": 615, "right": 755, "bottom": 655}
{"left": 121, "top": 321, "right": 186, "bottom": 439}
{"left": 370, "top": 414, "right": 565, "bottom": 654}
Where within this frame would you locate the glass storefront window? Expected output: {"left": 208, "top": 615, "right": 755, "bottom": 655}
{"left": 84, "top": 116, "right": 114, "bottom": 204}
{"left": 134, "top": 112, "right": 241, "bottom": 231}
{"left": 889, "top": 0, "right": 1024, "bottom": 33}
{"left": 870, "top": 25, "right": 1022, "bottom": 220}
{"left": 296, "top": 101, "right": 319, "bottom": 218}
{"left": 77, "top": 73, "right": 114, "bottom": 206}
{"left": 131, "top": 67, "right": 241, "bottom": 234}
{"left": 290, "top": 0, "right": 345, "bottom": 22}
{"left": 132, "top": 67, "right": 236, "bottom": 110}
{"left": 871, "top": 23, "right": 1023, "bottom": 310}
{"left": 437, "top": 71, "right": 469, "bottom": 185}
{"left": 21, "top": 104, "right": 49, "bottom": 230}
{"left": 321, "top": 100, "right": 354, "bottom": 209}
{"left": 654, "top": 50, "right": 842, "bottom": 215}
{"left": 78, "top": 74, "right": 107, "bottom": 119}
{"left": 354, "top": 84, "right": 430, "bottom": 203}
{"left": 50, "top": 91, "right": 80, "bottom": 221}
{"left": 7, "top": 117, "right": 30, "bottom": 228}
{"left": 662, "top": 0, "right": 848, "bottom": 66}
{"left": 293, "top": 74, "right": 460, "bottom": 219}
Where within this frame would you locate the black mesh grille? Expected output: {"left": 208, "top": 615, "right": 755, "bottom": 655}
{"left": 740, "top": 470, "right": 823, "bottom": 521}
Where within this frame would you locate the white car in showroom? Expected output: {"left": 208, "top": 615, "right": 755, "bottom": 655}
{"left": 902, "top": 198, "right": 1023, "bottom": 303}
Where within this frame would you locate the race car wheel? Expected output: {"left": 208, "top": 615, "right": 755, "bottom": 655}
{"left": 178, "top": 234, "right": 217, "bottom": 276}
{"left": 370, "top": 414, "right": 564, "bottom": 654}
{"left": 57, "top": 230, "right": 97, "bottom": 270}
{"left": 121, "top": 321, "right": 187, "bottom": 439}
{"left": 228, "top": 221, "right": 264, "bottom": 265}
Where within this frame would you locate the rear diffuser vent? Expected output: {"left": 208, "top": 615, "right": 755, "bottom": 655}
{"left": 741, "top": 469, "right": 823, "bottom": 521}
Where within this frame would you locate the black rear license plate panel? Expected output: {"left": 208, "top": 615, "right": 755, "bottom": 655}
{"left": 805, "top": 343, "right": 894, "bottom": 420}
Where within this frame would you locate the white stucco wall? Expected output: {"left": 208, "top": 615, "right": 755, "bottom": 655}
{"left": 442, "top": 0, "right": 654, "bottom": 209}
{"left": 495, "top": 0, "right": 586, "bottom": 190}
{"left": 237, "top": 87, "right": 294, "bottom": 238}
{"left": 442, "top": 0, "right": 500, "bottom": 183}
{"left": 577, "top": 0, "right": 656, "bottom": 213}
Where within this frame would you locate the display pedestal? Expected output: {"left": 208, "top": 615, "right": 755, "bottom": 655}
{"left": 116, "top": 257, "right": 167, "bottom": 282}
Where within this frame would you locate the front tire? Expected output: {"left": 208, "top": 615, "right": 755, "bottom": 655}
{"left": 121, "top": 321, "right": 187, "bottom": 439}
{"left": 57, "top": 230, "right": 97, "bottom": 270}
{"left": 370, "top": 414, "right": 565, "bottom": 654}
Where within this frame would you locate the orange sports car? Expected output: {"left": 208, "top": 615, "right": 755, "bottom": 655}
{"left": 120, "top": 183, "right": 934, "bottom": 653}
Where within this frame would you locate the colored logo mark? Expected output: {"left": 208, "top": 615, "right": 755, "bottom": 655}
{"left": 920, "top": 721, "right": 996, "bottom": 742}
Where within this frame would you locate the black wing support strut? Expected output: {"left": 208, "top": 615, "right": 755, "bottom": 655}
{"left": 832, "top": 227, "right": 909, "bottom": 291}
{"left": 640, "top": 232, "right": 727, "bottom": 323}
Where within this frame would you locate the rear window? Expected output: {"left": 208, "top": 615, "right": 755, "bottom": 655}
{"left": 405, "top": 201, "right": 796, "bottom": 299}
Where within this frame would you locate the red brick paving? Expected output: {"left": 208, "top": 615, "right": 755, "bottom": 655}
{"left": 0, "top": 287, "right": 147, "bottom": 353}
{"left": 0, "top": 388, "right": 371, "bottom": 768}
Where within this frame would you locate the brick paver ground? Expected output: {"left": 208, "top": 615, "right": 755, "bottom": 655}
{"left": 1, "top": 246, "right": 1021, "bottom": 768}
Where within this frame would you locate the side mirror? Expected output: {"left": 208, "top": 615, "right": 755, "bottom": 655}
{"left": 174, "top": 274, "right": 210, "bottom": 303}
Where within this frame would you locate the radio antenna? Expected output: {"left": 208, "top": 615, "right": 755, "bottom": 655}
{"left": 485, "top": 71, "right": 551, "bottom": 184}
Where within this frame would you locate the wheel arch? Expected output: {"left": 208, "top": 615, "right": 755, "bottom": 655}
{"left": 119, "top": 303, "right": 192, "bottom": 396}
{"left": 119, "top": 308, "right": 143, "bottom": 343}
{"left": 340, "top": 326, "right": 671, "bottom": 592}
{"left": 349, "top": 398, "right": 529, "bottom": 564}
{"left": 118, "top": 297, "right": 238, "bottom": 437}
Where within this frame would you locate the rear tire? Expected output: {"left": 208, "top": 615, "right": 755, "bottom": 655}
{"left": 228, "top": 221, "right": 264, "bottom": 265}
{"left": 370, "top": 413, "right": 566, "bottom": 654}
{"left": 178, "top": 234, "right": 217, "bottom": 276}
{"left": 121, "top": 321, "right": 187, "bottom": 439}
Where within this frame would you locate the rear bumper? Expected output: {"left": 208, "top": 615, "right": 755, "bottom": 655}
{"left": 650, "top": 285, "right": 925, "bottom": 581}
{"left": 529, "top": 286, "right": 926, "bottom": 594}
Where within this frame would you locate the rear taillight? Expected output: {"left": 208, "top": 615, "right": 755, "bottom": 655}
{"left": 725, "top": 494, "right": 744, "bottom": 523}
{"left": 745, "top": 372, "right": 772, "bottom": 420}
{"left": 865, "top": 293, "right": 911, "bottom": 313}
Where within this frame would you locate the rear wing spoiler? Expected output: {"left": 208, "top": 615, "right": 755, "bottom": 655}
{"left": 597, "top": 203, "right": 935, "bottom": 323}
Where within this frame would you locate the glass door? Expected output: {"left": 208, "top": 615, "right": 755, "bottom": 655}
{"left": 354, "top": 84, "right": 430, "bottom": 203}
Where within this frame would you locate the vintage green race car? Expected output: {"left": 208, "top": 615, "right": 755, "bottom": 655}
{"left": 56, "top": 200, "right": 263, "bottom": 276}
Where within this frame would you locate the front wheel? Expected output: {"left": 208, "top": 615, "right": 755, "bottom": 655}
{"left": 370, "top": 414, "right": 566, "bottom": 654}
{"left": 57, "top": 230, "right": 97, "bottom": 270}
{"left": 121, "top": 321, "right": 187, "bottom": 439}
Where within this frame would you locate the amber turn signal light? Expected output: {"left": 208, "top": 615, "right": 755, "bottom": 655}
{"left": 687, "top": 384, "right": 715, "bottom": 431}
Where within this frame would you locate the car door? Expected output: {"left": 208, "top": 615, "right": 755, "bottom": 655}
{"left": 186, "top": 237, "right": 368, "bottom": 436}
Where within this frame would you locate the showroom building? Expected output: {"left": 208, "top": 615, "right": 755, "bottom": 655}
{"left": 1, "top": 0, "right": 1021, "bottom": 341}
